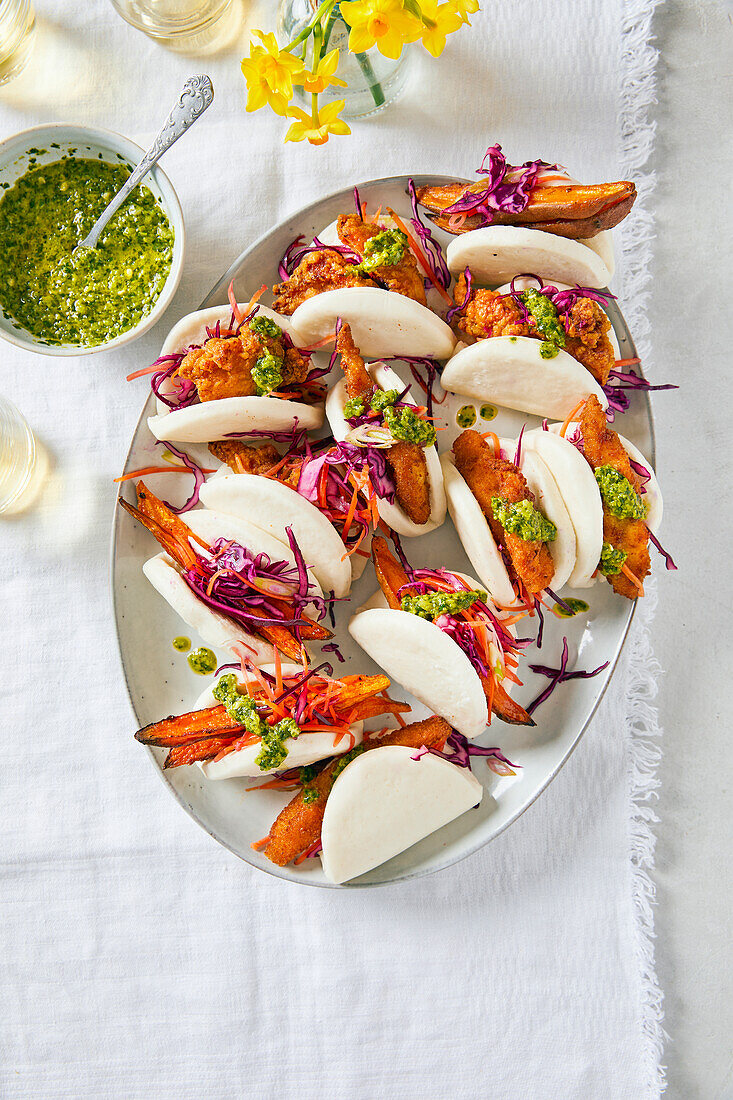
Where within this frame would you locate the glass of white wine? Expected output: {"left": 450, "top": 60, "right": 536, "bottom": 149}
{"left": 110, "top": 0, "right": 239, "bottom": 53}
{"left": 0, "top": 396, "right": 41, "bottom": 514}
{"left": 0, "top": 0, "right": 35, "bottom": 86}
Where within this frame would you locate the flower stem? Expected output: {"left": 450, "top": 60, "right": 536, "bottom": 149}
{"left": 354, "top": 50, "right": 385, "bottom": 108}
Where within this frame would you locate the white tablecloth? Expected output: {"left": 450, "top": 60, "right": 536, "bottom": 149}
{"left": 1, "top": 1, "right": 666, "bottom": 1096}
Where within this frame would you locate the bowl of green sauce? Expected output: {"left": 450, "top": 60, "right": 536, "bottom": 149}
{"left": 0, "top": 124, "right": 185, "bottom": 355}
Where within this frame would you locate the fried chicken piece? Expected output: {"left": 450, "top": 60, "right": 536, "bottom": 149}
{"left": 177, "top": 328, "right": 309, "bottom": 402}
{"left": 336, "top": 322, "right": 373, "bottom": 402}
{"left": 451, "top": 279, "right": 614, "bottom": 385}
{"left": 261, "top": 716, "right": 451, "bottom": 866}
{"left": 337, "top": 323, "right": 431, "bottom": 526}
{"left": 208, "top": 440, "right": 280, "bottom": 474}
{"left": 385, "top": 441, "right": 431, "bottom": 526}
{"left": 272, "top": 250, "right": 374, "bottom": 315}
{"left": 578, "top": 395, "right": 650, "bottom": 599}
{"left": 453, "top": 278, "right": 527, "bottom": 342}
{"left": 178, "top": 333, "right": 259, "bottom": 402}
{"left": 337, "top": 214, "right": 426, "bottom": 304}
{"left": 453, "top": 430, "right": 555, "bottom": 596}
{"left": 564, "top": 298, "right": 615, "bottom": 385}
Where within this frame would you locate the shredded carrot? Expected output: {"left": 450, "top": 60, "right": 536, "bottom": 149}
{"left": 126, "top": 363, "right": 163, "bottom": 381}
{"left": 228, "top": 280, "right": 245, "bottom": 325}
{"left": 114, "top": 464, "right": 215, "bottom": 484}
{"left": 621, "top": 563, "right": 645, "bottom": 597}
{"left": 559, "top": 399, "right": 586, "bottom": 438}
{"left": 386, "top": 207, "right": 453, "bottom": 305}
{"left": 300, "top": 332, "right": 336, "bottom": 351}
{"left": 245, "top": 777, "right": 298, "bottom": 792}
{"left": 481, "top": 431, "right": 501, "bottom": 455}
{"left": 273, "top": 647, "right": 283, "bottom": 696}
{"left": 250, "top": 835, "right": 271, "bottom": 851}
{"left": 614, "top": 357, "right": 641, "bottom": 368}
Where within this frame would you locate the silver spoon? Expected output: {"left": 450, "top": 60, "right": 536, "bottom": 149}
{"left": 76, "top": 74, "right": 214, "bottom": 252}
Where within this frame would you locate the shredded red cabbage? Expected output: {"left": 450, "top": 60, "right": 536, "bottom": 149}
{"left": 321, "top": 641, "right": 346, "bottom": 663}
{"left": 603, "top": 368, "right": 678, "bottom": 422}
{"left": 382, "top": 355, "right": 445, "bottom": 419}
{"left": 150, "top": 353, "right": 198, "bottom": 411}
{"left": 514, "top": 424, "right": 526, "bottom": 467}
{"left": 533, "top": 597, "right": 545, "bottom": 649}
{"left": 527, "top": 637, "right": 609, "bottom": 715}
{"left": 427, "top": 730, "right": 519, "bottom": 776}
{"left": 353, "top": 186, "right": 362, "bottom": 218}
{"left": 182, "top": 528, "right": 327, "bottom": 646}
{"left": 646, "top": 527, "right": 677, "bottom": 571}
{"left": 407, "top": 177, "right": 450, "bottom": 290}
{"left": 629, "top": 458, "right": 651, "bottom": 494}
{"left": 278, "top": 235, "right": 359, "bottom": 280}
{"left": 442, "top": 145, "right": 555, "bottom": 225}
{"left": 446, "top": 266, "right": 473, "bottom": 325}
{"left": 156, "top": 441, "right": 207, "bottom": 514}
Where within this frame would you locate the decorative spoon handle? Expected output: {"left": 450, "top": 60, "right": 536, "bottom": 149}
{"left": 78, "top": 74, "right": 214, "bottom": 250}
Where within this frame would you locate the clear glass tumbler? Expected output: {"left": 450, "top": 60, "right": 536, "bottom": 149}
{"left": 0, "top": 0, "right": 35, "bottom": 86}
{"left": 109, "top": 0, "right": 238, "bottom": 53}
{"left": 0, "top": 396, "right": 37, "bottom": 514}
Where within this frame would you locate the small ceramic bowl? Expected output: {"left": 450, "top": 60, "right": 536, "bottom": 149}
{"left": 0, "top": 123, "right": 185, "bottom": 357}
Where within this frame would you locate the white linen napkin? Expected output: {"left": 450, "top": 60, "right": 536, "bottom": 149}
{"left": 0, "top": 0, "right": 665, "bottom": 1095}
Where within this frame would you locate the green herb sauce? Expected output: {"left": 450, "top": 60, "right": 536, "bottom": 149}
{"left": 554, "top": 598, "right": 590, "bottom": 618}
{"left": 349, "top": 228, "right": 407, "bottom": 275}
{"left": 249, "top": 315, "right": 282, "bottom": 340}
{"left": 539, "top": 341, "right": 560, "bottom": 359}
{"left": 344, "top": 396, "right": 366, "bottom": 419}
{"left": 330, "top": 743, "right": 367, "bottom": 784}
{"left": 479, "top": 403, "right": 498, "bottom": 421}
{"left": 457, "top": 404, "right": 477, "bottom": 428}
{"left": 599, "top": 542, "right": 627, "bottom": 575}
{"left": 251, "top": 346, "right": 284, "bottom": 396}
{"left": 172, "top": 636, "right": 191, "bottom": 652}
{"left": 384, "top": 405, "right": 436, "bottom": 447}
{"left": 302, "top": 787, "right": 319, "bottom": 804}
{"left": 594, "top": 465, "right": 647, "bottom": 520}
{"left": 401, "top": 589, "right": 487, "bottom": 620}
{"left": 212, "top": 672, "right": 302, "bottom": 771}
{"left": 0, "top": 157, "right": 174, "bottom": 346}
{"left": 187, "top": 647, "right": 217, "bottom": 676}
{"left": 370, "top": 387, "right": 399, "bottom": 412}
{"left": 491, "top": 497, "right": 557, "bottom": 543}
{"left": 521, "top": 288, "right": 566, "bottom": 348}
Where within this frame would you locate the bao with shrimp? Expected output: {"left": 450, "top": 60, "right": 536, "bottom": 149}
{"left": 349, "top": 537, "right": 533, "bottom": 739}
{"left": 524, "top": 395, "right": 670, "bottom": 599}
{"left": 441, "top": 274, "right": 617, "bottom": 421}
{"left": 324, "top": 322, "right": 446, "bottom": 538}
{"left": 416, "top": 143, "right": 635, "bottom": 287}
{"left": 146, "top": 298, "right": 326, "bottom": 444}
{"left": 273, "top": 199, "right": 455, "bottom": 360}
{"left": 441, "top": 428, "right": 576, "bottom": 609}
{"left": 120, "top": 484, "right": 332, "bottom": 664}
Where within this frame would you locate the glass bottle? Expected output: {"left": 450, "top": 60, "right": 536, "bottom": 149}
{"left": 277, "top": 0, "right": 412, "bottom": 119}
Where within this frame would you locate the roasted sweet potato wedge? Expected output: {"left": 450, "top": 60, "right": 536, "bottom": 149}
{"left": 164, "top": 736, "right": 242, "bottom": 769}
{"left": 332, "top": 673, "right": 392, "bottom": 710}
{"left": 135, "top": 704, "right": 238, "bottom": 747}
{"left": 119, "top": 481, "right": 207, "bottom": 569}
{"left": 415, "top": 180, "right": 636, "bottom": 238}
{"left": 371, "top": 536, "right": 410, "bottom": 610}
{"left": 261, "top": 715, "right": 452, "bottom": 866}
{"left": 486, "top": 677, "right": 535, "bottom": 727}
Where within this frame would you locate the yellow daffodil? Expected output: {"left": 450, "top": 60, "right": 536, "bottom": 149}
{"left": 297, "top": 49, "right": 347, "bottom": 94}
{"left": 340, "top": 0, "right": 421, "bottom": 61}
{"left": 285, "top": 100, "right": 352, "bottom": 145}
{"left": 241, "top": 31, "right": 305, "bottom": 116}
{"left": 417, "top": 0, "right": 462, "bottom": 55}
{"left": 449, "top": 0, "right": 479, "bottom": 22}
